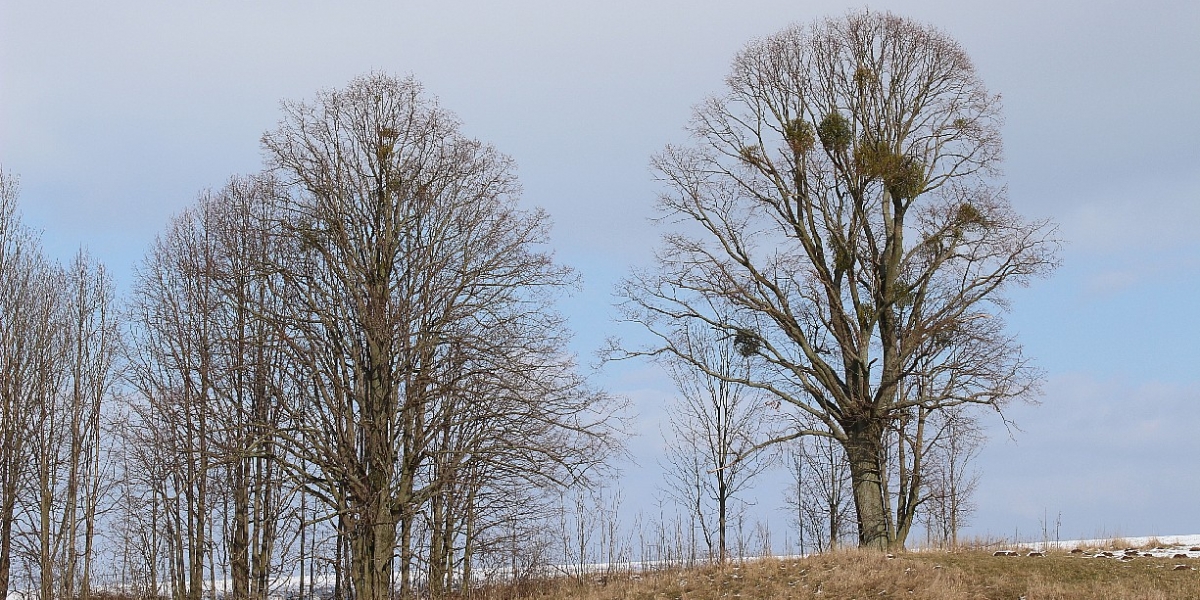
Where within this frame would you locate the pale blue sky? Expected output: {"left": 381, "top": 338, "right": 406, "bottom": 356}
{"left": 2, "top": 0, "right": 1198, "bottom": 542}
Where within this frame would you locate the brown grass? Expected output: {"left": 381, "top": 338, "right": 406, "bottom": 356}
{"left": 474, "top": 549, "right": 1199, "bottom": 600}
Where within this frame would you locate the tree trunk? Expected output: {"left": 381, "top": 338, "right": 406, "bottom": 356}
{"left": 717, "top": 489, "right": 727, "bottom": 564}
{"left": 0, "top": 497, "right": 14, "bottom": 600}
{"left": 462, "top": 481, "right": 477, "bottom": 600}
{"left": 349, "top": 500, "right": 396, "bottom": 600}
{"left": 893, "top": 410, "right": 926, "bottom": 548}
{"left": 252, "top": 453, "right": 278, "bottom": 600}
{"left": 428, "top": 487, "right": 447, "bottom": 599}
{"left": 843, "top": 420, "right": 891, "bottom": 551}
{"left": 38, "top": 424, "right": 54, "bottom": 600}
{"left": 231, "top": 466, "right": 250, "bottom": 600}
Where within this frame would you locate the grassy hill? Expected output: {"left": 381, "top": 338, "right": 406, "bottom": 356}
{"left": 489, "top": 545, "right": 1199, "bottom": 600}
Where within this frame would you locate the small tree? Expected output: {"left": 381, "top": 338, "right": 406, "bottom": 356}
{"left": 784, "top": 435, "right": 854, "bottom": 553}
{"left": 660, "top": 328, "right": 773, "bottom": 563}
{"left": 919, "top": 410, "right": 982, "bottom": 548}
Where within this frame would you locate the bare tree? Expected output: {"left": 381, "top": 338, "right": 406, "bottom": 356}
{"left": 0, "top": 176, "right": 117, "bottom": 600}
{"left": 21, "top": 250, "right": 120, "bottom": 600}
{"left": 126, "top": 178, "right": 301, "bottom": 600}
{"left": 784, "top": 435, "right": 854, "bottom": 553}
{"left": 60, "top": 251, "right": 119, "bottom": 600}
{"left": 22, "top": 261, "right": 68, "bottom": 600}
{"left": 660, "top": 328, "right": 773, "bottom": 563}
{"left": 126, "top": 199, "right": 223, "bottom": 600}
{"left": 0, "top": 172, "right": 121, "bottom": 600}
{"left": 0, "top": 171, "right": 65, "bottom": 599}
{"left": 616, "top": 11, "right": 1059, "bottom": 550}
{"left": 556, "top": 484, "right": 628, "bottom": 579}
{"left": 919, "top": 410, "right": 982, "bottom": 548}
{"left": 0, "top": 170, "right": 29, "bottom": 599}
{"left": 260, "top": 73, "right": 620, "bottom": 600}
{"left": 421, "top": 349, "right": 614, "bottom": 598}
{"left": 204, "top": 177, "right": 295, "bottom": 600}
{"left": 109, "top": 411, "right": 173, "bottom": 599}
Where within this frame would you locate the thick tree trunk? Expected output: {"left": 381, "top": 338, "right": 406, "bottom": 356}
{"left": 843, "top": 420, "right": 891, "bottom": 551}
{"left": 349, "top": 501, "right": 396, "bottom": 600}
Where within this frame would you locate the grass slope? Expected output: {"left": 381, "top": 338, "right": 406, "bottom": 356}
{"left": 501, "top": 549, "right": 1199, "bottom": 600}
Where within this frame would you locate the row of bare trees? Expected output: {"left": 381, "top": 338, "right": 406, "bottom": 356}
{"left": 116, "top": 74, "right": 624, "bottom": 600}
{"left": 1, "top": 74, "right": 624, "bottom": 600}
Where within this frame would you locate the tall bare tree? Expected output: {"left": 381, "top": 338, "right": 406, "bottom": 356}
{"left": 260, "top": 73, "right": 619, "bottom": 600}
{"left": 0, "top": 170, "right": 28, "bottom": 600}
{"left": 126, "top": 178, "right": 299, "bottom": 600}
{"left": 61, "top": 251, "right": 119, "bottom": 600}
{"left": 23, "top": 250, "right": 119, "bottom": 600}
{"left": 126, "top": 196, "right": 228, "bottom": 600}
{"left": 203, "top": 177, "right": 294, "bottom": 600}
{"left": 20, "top": 248, "right": 68, "bottom": 600}
{"left": 0, "top": 171, "right": 63, "bottom": 599}
{"left": 616, "top": 11, "right": 1058, "bottom": 550}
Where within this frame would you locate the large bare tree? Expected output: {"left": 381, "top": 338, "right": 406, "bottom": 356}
{"left": 616, "top": 11, "right": 1058, "bottom": 550}
{"left": 261, "top": 73, "right": 619, "bottom": 600}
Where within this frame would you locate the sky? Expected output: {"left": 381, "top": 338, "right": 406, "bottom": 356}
{"left": 2, "top": 0, "right": 1198, "bottom": 544}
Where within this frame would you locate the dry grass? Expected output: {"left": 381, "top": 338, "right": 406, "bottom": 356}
{"left": 478, "top": 549, "right": 1200, "bottom": 600}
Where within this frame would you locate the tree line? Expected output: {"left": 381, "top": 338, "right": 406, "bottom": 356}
{"left": 1, "top": 75, "right": 623, "bottom": 600}
{"left": 0, "top": 10, "right": 1058, "bottom": 600}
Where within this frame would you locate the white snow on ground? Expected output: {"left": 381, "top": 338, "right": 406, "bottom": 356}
{"left": 1004, "top": 534, "right": 1200, "bottom": 559}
